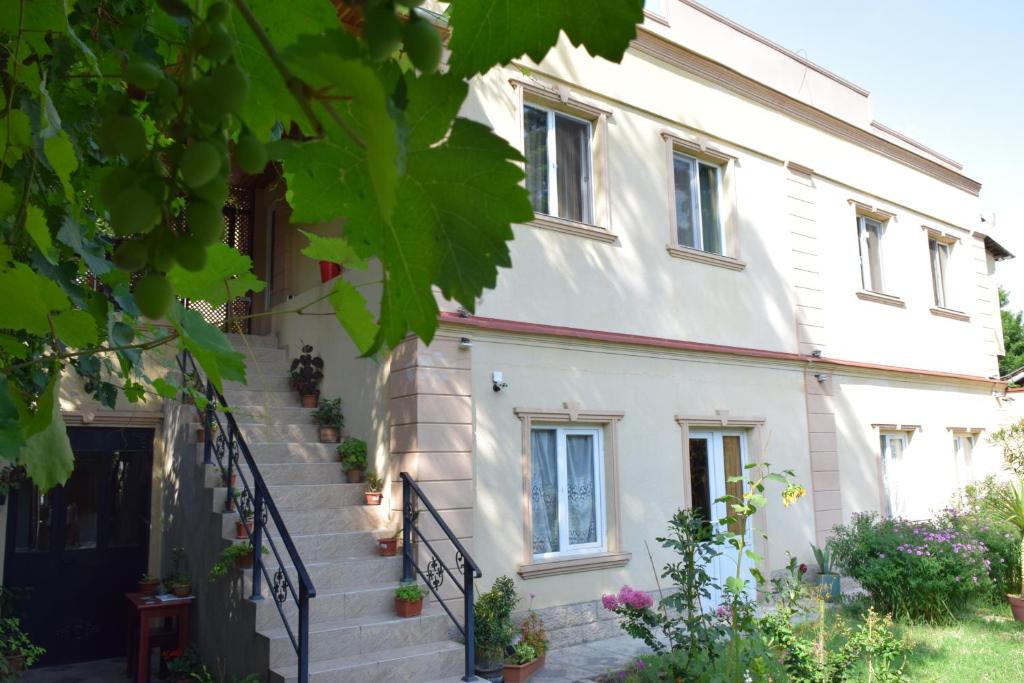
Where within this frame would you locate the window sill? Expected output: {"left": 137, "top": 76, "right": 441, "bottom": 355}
{"left": 518, "top": 551, "right": 631, "bottom": 580}
{"left": 665, "top": 244, "right": 746, "bottom": 271}
{"left": 855, "top": 290, "right": 906, "bottom": 308}
{"left": 528, "top": 214, "right": 618, "bottom": 244}
{"left": 930, "top": 306, "right": 970, "bottom": 322}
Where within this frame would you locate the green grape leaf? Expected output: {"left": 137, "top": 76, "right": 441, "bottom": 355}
{"left": 170, "top": 306, "right": 246, "bottom": 392}
{"left": 18, "top": 374, "right": 74, "bottom": 491}
{"left": 329, "top": 279, "right": 378, "bottom": 355}
{"left": 52, "top": 309, "right": 99, "bottom": 348}
{"left": 43, "top": 132, "right": 78, "bottom": 201}
{"left": 167, "top": 243, "right": 265, "bottom": 308}
{"left": 404, "top": 72, "right": 469, "bottom": 151}
{"left": 0, "top": 109, "right": 32, "bottom": 166}
{"left": 0, "top": 334, "right": 28, "bottom": 359}
{"left": 25, "top": 205, "right": 59, "bottom": 264}
{"left": 151, "top": 377, "right": 180, "bottom": 400}
{"left": 0, "top": 263, "right": 71, "bottom": 335}
{"left": 270, "top": 135, "right": 358, "bottom": 225}
{"left": 0, "top": 181, "right": 15, "bottom": 219}
{"left": 58, "top": 217, "right": 112, "bottom": 276}
{"left": 299, "top": 230, "right": 366, "bottom": 269}
{"left": 0, "top": 377, "right": 25, "bottom": 458}
{"left": 446, "top": 0, "right": 644, "bottom": 78}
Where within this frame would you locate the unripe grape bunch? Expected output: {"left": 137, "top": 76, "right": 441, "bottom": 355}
{"left": 361, "top": 0, "right": 441, "bottom": 73}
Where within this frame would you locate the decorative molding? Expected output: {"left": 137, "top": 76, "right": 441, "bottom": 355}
{"left": 660, "top": 131, "right": 736, "bottom": 163}
{"left": 674, "top": 414, "right": 765, "bottom": 428}
{"left": 929, "top": 307, "right": 970, "bottom": 322}
{"left": 786, "top": 161, "right": 814, "bottom": 176}
{"left": 871, "top": 423, "right": 922, "bottom": 432}
{"left": 527, "top": 214, "right": 619, "bottom": 244}
{"left": 946, "top": 426, "right": 985, "bottom": 434}
{"left": 871, "top": 120, "right": 963, "bottom": 170}
{"left": 509, "top": 79, "right": 613, "bottom": 120}
{"left": 856, "top": 290, "right": 906, "bottom": 308}
{"left": 922, "top": 226, "right": 960, "bottom": 244}
{"left": 643, "top": 9, "right": 670, "bottom": 27}
{"left": 665, "top": 244, "right": 747, "bottom": 271}
{"left": 513, "top": 406, "right": 625, "bottom": 423}
{"left": 62, "top": 410, "right": 163, "bottom": 427}
{"left": 518, "top": 552, "right": 631, "bottom": 579}
{"left": 629, "top": 29, "right": 982, "bottom": 196}
{"left": 848, "top": 199, "right": 896, "bottom": 221}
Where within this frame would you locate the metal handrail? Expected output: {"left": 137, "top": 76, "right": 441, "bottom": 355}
{"left": 400, "top": 472, "right": 482, "bottom": 682}
{"left": 177, "top": 350, "right": 315, "bottom": 683}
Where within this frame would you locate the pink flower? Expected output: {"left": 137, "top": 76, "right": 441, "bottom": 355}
{"left": 601, "top": 594, "right": 619, "bottom": 611}
{"left": 617, "top": 586, "right": 654, "bottom": 610}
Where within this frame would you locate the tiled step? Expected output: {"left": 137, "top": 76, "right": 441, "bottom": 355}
{"left": 291, "top": 531, "right": 389, "bottom": 562}
{"left": 245, "top": 555, "right": 403, "bottom": 601}
{"left": 260, "top": 609, "right": 450, "bottom": 668}
{"left": 216, "top": 406, "right": 316, "bottom": 424}
{"left": 237, "top": 423, "right": 321, "bottom": 444}
{"left": 259, "top": 463, "right": 348, "bottom": 485}
{"left": 267, "top": 483, "right": 367, "bottom": 510}
{"left": 220, "top": 506, "right": 384, "bottom": 538}
{"left": 244, "top": 443, "right": 340, "bottom": 465}
{"left": 269, "top": 640, "right": 464, "bottom": 683}
{"left": 256, "top": 582, "right": 418, "bottom": 629}
{"left": 226, "top": 333, "right": 279, "bottom": 349}
{"left": 230, "top": 346, "right": 289, "bottom": 364}
{"left": 224, "top": 374, "right": 292, "bottom": 392}
{"left": 222, "top": 388, "right": 301, "bottom": 408}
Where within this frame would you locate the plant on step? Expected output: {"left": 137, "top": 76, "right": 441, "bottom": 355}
{"left": 165, "top": 547, "right": 193, "bottom": 596}
{"left": 0, "top": 617, "right": 45, "bottom": 675}
{"left": 311, "top": 397, "right": 344, "bottom": 442}
{"left": 474, "top": 575, "right": 519, "bottom": 669}
{"left": 517, "top": 594, "right": 549, "bottom": 659}
{"left": 339, "top": 437, "right": 368, "bottom": 483}
{"left": 810, "top": 541, "right": 840, "bottom": 602}
{"left": 290, "top": 344, "right": 324, "bottom": 407}
{"left": 395, "top": 582, "right": 429, "bottom": 603}
{"left": 365, "top": 470, "right": 384, "bottom": 506}
{"left": 508, "top": 642, "right": 536, "bottom": 665}
{"left": 208, "top": 542, "right": 265, "bottom": 582}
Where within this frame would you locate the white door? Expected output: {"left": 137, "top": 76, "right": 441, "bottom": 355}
{"left": 880, "top": 432, "right": 909, "bottom": 518}
{"left": 688, "top": 431, "right": 755, "bottom": 608}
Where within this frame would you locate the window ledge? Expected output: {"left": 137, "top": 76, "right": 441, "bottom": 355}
{"left": 930, "top": 306, "right": 970, "bottom": 322}
{"left": 528, "top": 214, "right": 618, "bottom": 244}
{"left": 855, "top": 290, "right": 906, "bottom": 308}
{"left": 666, "top": 244, "right": 746, "bottom": 271}
{"left": 518, "top": 551, "right": 631, "bottom": 580}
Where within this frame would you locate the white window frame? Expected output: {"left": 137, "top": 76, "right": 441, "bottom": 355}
{"left": 530, "top": 425, "right": 606, "bottom": 561}
{"left": 879, "top": 431, "right": 908, "bottom": 517}
{"left": 857, "top": 216, "right": 886, "bottom": 293}
{"left": 673, "top": 150, "right": 725, "bottom": 254}
{"left": 953, "top": 433, "right": 975, "bottom": 488}
{"left": 929, "top": 238, "right": 951, "bottom": 308}
{"left": 523, "top": 104, "right": 594, "bottom": 225}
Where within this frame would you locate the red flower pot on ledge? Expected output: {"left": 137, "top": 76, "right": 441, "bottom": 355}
{"left": 365, "top": 491, "right": 382, "bottom": 506}
{"left": 395, "top": 597, "right": 423, "bottom": 618}
{"left": 503, "top": 654, "right": 545, "bottom": 683}
{"left": 302, "top": 394, "right": 318, "bottom": 409}
{"left": 378, "top": 537, "right": 398, "bottom": 556}
{"left": 236, "top": 520, "right": 253, "bottom": 539}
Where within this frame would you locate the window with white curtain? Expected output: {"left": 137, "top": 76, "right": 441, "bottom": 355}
{"left": 523, "top": 104, "right": 594, "bottom": 224}
{"left": 530, "top": 426, "right": 605, "bottom": 558}
{"left": 857, "top": 216, "right": 886, "bottom": 293}
{"left": 953, "top": 433, "right": 975, "bottom": 488}
{"left": 880, "top": 431, "right": 909, "bottom": 518}
{"left": 929, "top": 238, "right": 951, "bottom": 308}
{"left": 673, "top": 151, "right": 723, "bottom": 254}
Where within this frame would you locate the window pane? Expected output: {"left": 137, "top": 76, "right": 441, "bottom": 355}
{"left": 523, "top": 107, "right": 549, "bottom": 215}
{"left": 859, "top": 218, "right": 884, "bottom": 292}
{"left": 555, "top": 114, "right": 591, "bottom": 223}
{"left": 688, "top": 438, "right": 711, "bottom": 526}
{"left": 698, "top": 163, "right": 722, "bottom": 254}
{"left": 566, "top": 434, "right": 597, "bottom": 546}
{"left": 64, "top": 455, "right": 100, "bottom": 549}
{"left": 109, "top": 451, "right": 148, "bottom": 548}
{"left": 14, "top": 482, "right": 55, "bottom": 553}
{"left": 530, "top": 429, "right": 559, "bottom": 555}
{"left": 673, "top": 154, "right": 697, "bottom": 247}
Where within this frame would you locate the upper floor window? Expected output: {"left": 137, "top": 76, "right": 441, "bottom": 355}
{"left": 523, "top": 104, "right": 593, "bottom": 225}
{"left": 929, "top": 238, "right": 951, "bottom": 308}
{"left": 857, "top": 216, "right": 886, "bottom": 293}
{"left": 673, "top": 151, "right": 723, "bottom": 254}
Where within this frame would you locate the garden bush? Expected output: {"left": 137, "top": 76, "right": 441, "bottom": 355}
{"left": 953, "top": 477, "right": 1023, "bottom": 600}
{"left": 830, "top": 512, "right": 993, "bottom": 622}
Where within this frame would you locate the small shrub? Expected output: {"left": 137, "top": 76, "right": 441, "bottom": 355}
{"left": 394, "top": 582, "right": 428, "bottom": 603}
{"left": 311, "top": 397, "right": 344, "bottom": 429}
{"left": 474, "top": 575, "right": 518, "bottom": 661}
{"left": 338, "top": 437, "right": 367, "bottom": 471}
{"left": 365, "top": 470, "right": 384, "bottom": 493}
{"left": 0, "top": 617, "right": 45, "bottom": 671}
{"left": 518, "top": 595, "right": 549, "bottom": 658}
{"left": 830, "top": 512, "right": 993, "bottom": 621}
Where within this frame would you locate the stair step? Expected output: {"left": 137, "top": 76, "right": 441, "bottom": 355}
{"left": 222, "top": 388, "right": 301, "bottom": 408}
{"left": 231, "top": 346, "right": 289, "bottom": 364}
{"left": 292, "top": 531, "right": 389, "bottom": 562}
{"left": 243, "top": 443, "right": 340, "bottom": 465}
{"left": 260, "top": 609, "right": 451, "bottom": 668}
{"left": 256, "top": 582, "right": 422, "bottom": 629}
{"left": 221, "top": 506, "right": 385, "bottom": 538}
{"left": 237, "top": 423, "right": 321, "bottom": 444}
{"left": 203, "top": 406, "right": 315, "bottom": 424}
{"left": 226, "top": 333, "right": 279, "bottom": 348}
{"left": 267, "top": 483, "right": 367, "bottom": 510}
{"left": 224, "top": 374, "right": 292, "bottom": 392}
{"left": 259, "top": 463, "right": 348, "bottom": 485}
{"left": 245, "top": 556, "right": 403, "bottom": 608}
{"left": 269, "top": 634, "right": 463, "bottom": 683}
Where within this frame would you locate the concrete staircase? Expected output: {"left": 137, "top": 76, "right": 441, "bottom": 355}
{"left": 199, "top": 333, "right": 464, "bottom": 683}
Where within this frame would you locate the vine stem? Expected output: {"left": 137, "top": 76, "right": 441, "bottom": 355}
{"left": 1, "top": 0, "right": 25, "bottom": 179}
{"left": 1, "top": 332, "right": 180, "bottom": 373}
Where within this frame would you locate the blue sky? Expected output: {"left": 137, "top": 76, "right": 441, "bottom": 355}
{"left": 695, "top": 0, "right": 1024, "bottom": 302}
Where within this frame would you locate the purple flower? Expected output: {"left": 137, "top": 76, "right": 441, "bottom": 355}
{"left": 878, "top": 553, "right": 886, "bottom": 559}
{"left": 635, "top": 660, "right": 645, "bottom": 671}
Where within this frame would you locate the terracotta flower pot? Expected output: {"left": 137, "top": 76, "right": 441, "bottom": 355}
{"left": 171, "top": 583, "right": 192, "bottom": 598}
{"left": 5, "top": 654, "right": 24, "bottom": 674}
{"left": 504, "top": 654, "right": 545, "bottom": 683}
{"left": 378, "top": 537, "right": 398, "bottom": 556}
{"left": 395, "top": 597, "right": 423, "bottom": 618}
{"left": 224, "top": 497, "right": 235, "bottom": 512}
{"left": 319, "top": 426, "right": 340, "bottom": 443}
{"left": 365, "top": 492, "right": 383, "bottom": 506}
{"left": 236, "top": 520, "right": 254, "bottom": 539}
{"left": 1008, "top": 594, "right": 1024, "bottom": 622}
{"left": 301, "top": 394, "right": 317, "bottom": 409}
{"left": 346, "top": 469, "right": 364, "bottom": 484}
{"left": 138, "top": 578, "right": 160, "bottom": 596}
{"left": 234, "top": 551, "right": 254, "bottom": 569}
{"left": 223, "top": 472, "right": 237, "bottom": 487}
{"left": 196, "top": 427, "right": 205, "bottom": 443}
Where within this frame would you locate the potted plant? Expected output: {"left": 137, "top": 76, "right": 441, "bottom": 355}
{"left": 0, "top": 618, "right": 44, "bottom": 676}
{"left": 311, "top": 397, "right": 344, "bottom": 443}
{"left": 504, "top": 643, "right": 543, "bottom": 683}
{"left": 164, "top": 646, "right": 201, "bottom": 683}
{"left": 810, "top": 542, "right": 840, "bottom": 603}
{"left": 208, "top": 542, "right": 265, "bottom": 581}
{"left": 394, "top": 582, "right": 428, "bottom": 618}
{"left": 138, "top": 573, "right": 160, "bottom": 595}
{"left": 165, "top": 547, "right": 192, "bottom": 597}
{"left": 236, "top": 508, "right": 254, "bottom": 539}
{"left": 339, "top": 437, "right": 367, "bottom": 483}
{"left": 474, "top": 575, "right": 518, "bottom": 680}
{"left": 222, "top": 469, "right": 236, "bottom": 487}
{"left": 289, "top": 344, "right": 323, "bottom": 408}
{"left": 197, "top": 421, "right": 218, "bottom": 444}
{"left": 365, "top": 471, "right": 384, "bottom": 505}
{"left": 378, "top": 527, "right": 400, "bottom": 556}
{"left": 224, "top": 486, "right": 236, "bottom": 512}
{"left": 992, "top": 480, "right": 1024, "bottom": 621}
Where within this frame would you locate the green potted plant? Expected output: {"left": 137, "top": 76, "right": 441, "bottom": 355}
{"left": 810, "top": 542, "right": 840, "bottom": 603}
{"left": 235, "top": 508, "right": 254, "bottom": 539}
{"left": 394, "top": 582, "right": 428, "bottom": 618}
{"left": 289, "top": 344, "right": 323, "bottom": 408}
{"left": 138, "top": 572, "right": 160, "bottom": 596}
{"left": 339, "top": 437, "right": 367, "bottom": 483}
{"left": 474, "top": 575, "right": 518, "bottom": 680}
{"left": 504, "top": 599, "right": 548, "bottom": 682}
{"left": 311, "top": 397, "right": 344, "bottom": 443}
{"left": 365, "top": 471, "right": 384, "bottom": 505}
{"left": 0, "top": 617, "right": 44, "bottom": 676}
{"left": 992, "top": 480, "right": 1024, "bottom": 621}
{"left": 208, "top": 542, "right": 265, "bottom": 581}
{"left": 165, "top": 546, "right": 192, "bottom": 597}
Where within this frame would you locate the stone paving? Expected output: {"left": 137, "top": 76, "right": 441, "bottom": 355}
{"left": 529, "top": 635, "right": 650, "bottom": 682}
{"left": 22, "top": 657, "right": 131, "bottom": 683}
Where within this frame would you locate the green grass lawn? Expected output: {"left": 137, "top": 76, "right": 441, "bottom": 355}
{"left": 821, "top": 603, "right": 1024, "bottom": 682}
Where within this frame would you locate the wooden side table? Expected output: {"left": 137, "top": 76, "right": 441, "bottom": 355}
{"left": 125, "top": 592, "right": 193, "bottom": 683}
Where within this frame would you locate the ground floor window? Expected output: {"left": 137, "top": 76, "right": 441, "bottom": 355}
{"left": 530, "top": 426, "right": 605, "bottom": 558}
{"left": 880, "top": 431, "right": 910, "bottom": 517}
{"left": 953, "top": 433, "right": 975, "bottom": 489}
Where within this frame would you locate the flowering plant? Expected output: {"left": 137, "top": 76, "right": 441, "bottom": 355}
{"left": 518, "top": 593, "right": 549, "bottom": 659}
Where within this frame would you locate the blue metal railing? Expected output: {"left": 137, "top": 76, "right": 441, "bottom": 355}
{"left": 400, "top": 472, "right": 482, "bottom": 682}
{"left": 178, "top": 350, "right": 315, "bottom": 683}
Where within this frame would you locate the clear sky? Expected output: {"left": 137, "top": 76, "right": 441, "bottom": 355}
{"left": 694, "top": 0, "right": 1024, "bottom": 305}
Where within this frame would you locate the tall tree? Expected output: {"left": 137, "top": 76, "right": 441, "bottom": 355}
{"left": 0, "top": 0, "right": 645, "bottom": 489}
{"left": 1000, "top": 288, "right": 1024, "bottom": 378}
